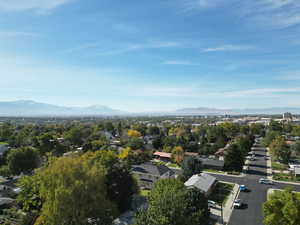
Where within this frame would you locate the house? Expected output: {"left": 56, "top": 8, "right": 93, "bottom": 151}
{"left": 132, "top": 162, "right": 176, "bottom": 189}
{"left": 184, "top": 173, "right": 217, "bottom": 196}
{"left": 199, "top": 157, "right": 225, "bottom": 170}
{"left": 153, "top": 151, "right": 172, "bottom": 162}
{"left": 294, "top": 167, "right": 300, "bottom": 177}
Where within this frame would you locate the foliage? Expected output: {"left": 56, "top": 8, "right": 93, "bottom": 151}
{"left": 134, "top": 179, "right": 209, "bottom": 225}
{"left": 291, "top": 126, "right": 300, "bottom": 137}
{"left": 17, "top": 175, "right": 42, "bottom": 212}
{"left": 263, "top": 188, "right": 300, "bottom": 225}
{"left": 35, "top": 155, "right": 118, "bottom": 225}
{"left": 181, "top": 156, "right": 202, "bottom": 180}
{"left": 262, "top": 131, "right": 280, "bottom": 147}
{"left": 224, "top": 144, "right": 244, "bottom": 172}
{"left": 127, "top": 137, "right": 144, "bottom": 150}
{"left": 171, "top": 146, "right": 185, "bottom": 164}
{"left": 291, "top": 141, "right": 300, "bottom": 156}
{"left": 209, "top": 182, "right": 234, "bottom": 205}
{"left": 7, "top": 147, "right": 40, "bottom": 175}
{"left": 269, "top": 136, "right": 291, "bottom": 164}
{"left": 128, "top": 129, "right": 142, "bottom": 138}
{"left": 0, "top": 165, "right": 11, "bottom": 177}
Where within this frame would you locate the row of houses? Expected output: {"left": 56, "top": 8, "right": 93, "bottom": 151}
{"left": 131, "top": 161, "right": 217, "bottom": 196}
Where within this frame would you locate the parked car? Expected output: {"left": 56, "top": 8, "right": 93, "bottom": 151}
{"left": 250, "top": 157, "right": 255, "bottom": 161}
{"left": 233, "top": 199, "right": 242, "bottom": 208}
{"left": 240, "top": 185, "right": 248, "bottom": 192}
{"left": 208, "top": 200, "right": 217, "bottom": 208}
{"left": 259, "top": 178, "right": 273, "bottom": 185}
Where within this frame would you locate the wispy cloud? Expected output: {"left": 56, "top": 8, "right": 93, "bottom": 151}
{"left": 276, "top": 71, "right": 300, "bottom": 80}
{"left": 224, "top": 87, "right": 300, "bottom": 97}
{"left": 180, "top": 0, "right": 300, "bottom": 28}
{"left": 94, "top": 41, "right": 181, "bottom": 56}
{"left": 203, "top": 45, "right": 253, "bottom": 52}
{"left": 163, "top": 60, "right": 200, "bottom": 66}
{"left": 0, "top": 0, "right": 74, "bottom": 13}
{"left": 0, "top": 31, "right": 40, "bottom": 38}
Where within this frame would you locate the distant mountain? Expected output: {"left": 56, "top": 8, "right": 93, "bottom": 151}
{"left": 0, "top": 100, "right": 125, "bottom": 116}
{"left": 1, "top": 100, "right": 300, "bottom": 116}
{"left": 174, "top": 107, "right": 235, "bottom": 115}
{"left": 174, "top": 107, "right": 300, "bottom": 115}
{"left": 234, "top": 107, "right": 300, "bottom": 115}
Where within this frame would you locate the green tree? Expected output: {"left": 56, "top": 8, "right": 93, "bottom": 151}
{"left": 127, "top": 137, "right": 144, "bottom": 150}
{"left": 181, "top": 156, "right": 202, "bottom": 180}
{"left": 269, "top": 136, "right": 291, "bottom": 164}
{"left": 17, "top": 175, "right": 42, "bottom": 212}
{"left": 7, "top": 147, "right": 40, "bottom": 175}
{"left": 224, "top": 144, "right": 244, "bottom": 172}
{"left": 134, "top": 179, "right": 209, "bottom": 225}
{"left": 292, "top": 141, "right": 300, "bottom": 156}
{"left": 263, "top": 188, "right": 300, "bottom": 225}
{"left": 262, "top": 131, "right": 280, "bottom": 147}
{"left": 35, "top": 156, "right": 118, "bottom": 225}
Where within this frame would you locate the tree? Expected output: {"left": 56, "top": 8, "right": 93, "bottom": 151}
{"left": 291, "top": 126, "right": 300, "bottom": 137}
{"left": 128, "top": 129, "right": 142, "bottom": 138}
{"left": 269, "top": 136, "right": 291, "bottom": 164}
{"left": 64, "top": 126, "right": 85, "bottom": 146}
{"left": 262, "top": 131, "right": 280, "bottom": 147}
{"left": 269, "top": 120, "right": 283, "bottom": 132}
{"left": 34, "top": 156, "right": 118, "bottom": 225}
{"left": 181, "top": 156, "right": 202, "bottom": 180}
{"left": 263, "top": 188, "right": 300, "bottom": 225}
{"left": 235, "top": 135, "right": 254, "bottom": 156}
{"left": 84, "top": 150, "right": 139, "bottom": 212}
{"left": 172, "top": 146, "right": 185, "bottom": 164}
{"left": 0, "top": 165, "right": 11, "bottom": 177}
{"left": 134, "top": 179, "right": 209, "bottom": 225}
{"left": 17, "top": 175, "right": 42, "bottom": 212}
{"left": 7, "top": 147, "right": 40, "bottom": 175}
{"left": 224, "top": 144, "right": 244, "bottom": 172}
{"left": 127, "top": 137, "right": 144, "bottom": 150}
{"left": 292, "top": 141, "right": 300, "bottom": 156}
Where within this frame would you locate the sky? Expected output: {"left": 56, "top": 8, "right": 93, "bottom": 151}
{"left": 0, "top": 0, "right": 300, "bottom": 112}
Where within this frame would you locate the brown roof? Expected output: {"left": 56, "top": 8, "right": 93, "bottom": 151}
{"left": 153, "top": 151, "right": 172, "bottom": 158}
{"left": 185, "top": 152, "right": 199, "bottom": 157}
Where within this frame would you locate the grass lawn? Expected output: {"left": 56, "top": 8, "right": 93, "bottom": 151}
{"left": 203, "top": 169, "right": 226, "bottom": 174}
{"left": 167, "top": 163, "right": 181, "bottom": 168}
{"left": 0, "top": 142, "right": 8, "bottom": 145}
{"left": 273, "top": 173, "right": 300, "bottom": 183}
{"left": 140, "top": 190, "right": 150, "bottom": 197}
{"left": 271, "top": 161, "right": 288, "bottom": 171}
{"left": 209, "top": 182, "right": 234, "bottom": 206}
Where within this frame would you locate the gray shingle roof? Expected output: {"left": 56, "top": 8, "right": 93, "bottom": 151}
{"left": 184, "top": 173, "right": 216, "bottom": 193}
{"left": 132, "top": 162, "right": 175, "bottom": 177}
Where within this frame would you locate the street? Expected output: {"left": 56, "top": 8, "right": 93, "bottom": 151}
{"left": 212, "top": 143, "right": 300, "bottom": 225}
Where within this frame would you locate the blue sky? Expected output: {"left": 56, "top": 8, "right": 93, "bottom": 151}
{"left": 0, "top": 0, "right": 300, "bottom": 112}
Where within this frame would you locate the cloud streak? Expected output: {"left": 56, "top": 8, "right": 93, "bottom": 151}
{"left": 180, "top": 0, "right": 300, "bottom": 28}
{"left": 163, "top": 60, "right": 201, "bottom": 66}
{"left": 203, "top": 45, "right": 253, "bottom": 52}
{"left": 0, "top": 0, "right": 74, "bottom": 13}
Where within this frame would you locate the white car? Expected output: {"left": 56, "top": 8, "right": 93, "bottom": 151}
{"left": 208, "top": 200, "right": 217, "bottom": 208}
{"left": 233, "top": 199, "right": 242, "bottom": 208}
{"left": 259, "top": 178, "right": 273, "bottom": 184}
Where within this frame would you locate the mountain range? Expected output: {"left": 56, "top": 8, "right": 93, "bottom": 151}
{"left": 0, "top": 100, "right": 299, "bottom": 116}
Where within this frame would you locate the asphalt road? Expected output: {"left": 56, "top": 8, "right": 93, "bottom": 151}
{"left": 213, "top": 143, "right": 300, "bottom": 225}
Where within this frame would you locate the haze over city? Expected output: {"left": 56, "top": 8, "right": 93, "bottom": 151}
{"left": 1, "top": 0, "right": 300, "bottom": 112}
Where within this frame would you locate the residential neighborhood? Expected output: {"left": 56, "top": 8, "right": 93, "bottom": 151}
{"left": 0, "top": 114, "right": 300, "bottom": 225}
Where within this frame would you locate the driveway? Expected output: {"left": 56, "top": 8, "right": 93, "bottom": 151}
{"left": 211, "top": 144, "right": 300, "bottom": 225}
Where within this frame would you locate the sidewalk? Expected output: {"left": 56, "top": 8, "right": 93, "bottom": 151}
{"left": 210, "top": 182, "right": 240, "bottom": 225}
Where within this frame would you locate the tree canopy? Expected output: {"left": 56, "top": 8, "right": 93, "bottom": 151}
{"left": 7, "top": 147, "right": 40, "bottom": 175}
{"left": 134, "top": 178, "right": 209, "bottom": 225}
{"left": 263, "top": 188, "right": 300, "bottom": 225}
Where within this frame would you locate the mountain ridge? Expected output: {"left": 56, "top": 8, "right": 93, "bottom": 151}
{"left": 0, "top": 100, "right": 299, "bottom": 116}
